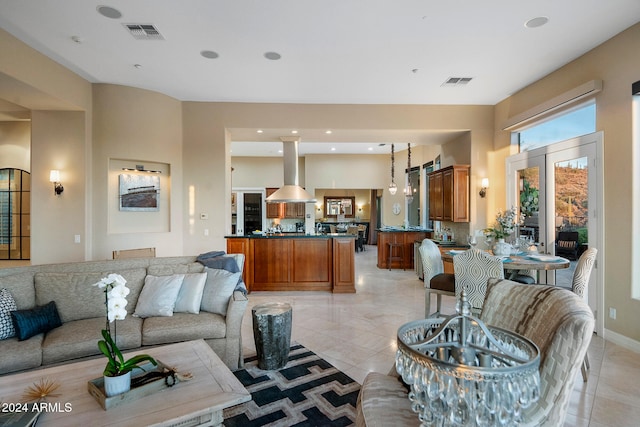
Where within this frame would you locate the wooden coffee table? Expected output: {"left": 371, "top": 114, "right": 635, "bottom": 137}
{"left": 0, "top": 339, "right": 251, "bottom": 426}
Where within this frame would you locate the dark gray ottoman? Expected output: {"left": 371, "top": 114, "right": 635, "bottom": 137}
{"left": 251, "top": 302, "right": 292, "bottom": 370}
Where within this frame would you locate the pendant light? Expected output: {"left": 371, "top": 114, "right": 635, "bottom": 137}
{"left": 405, "top": 143, "right": 414, "bottom": 204}
{"left": 388, "top": 144, "right": 397, "bottom": 195}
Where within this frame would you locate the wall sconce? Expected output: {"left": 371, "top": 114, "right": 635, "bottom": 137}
{"left": 479, "top": 178, "right": 489, "bottom": 198}
{"left": 49, "top": 170, "right": 64, "bottom": 195}
{"left": 358, "top": 204, "right": 363, "bottom": 212}
{"left": 316, "top": 203, "right": 322, "bottom": 212}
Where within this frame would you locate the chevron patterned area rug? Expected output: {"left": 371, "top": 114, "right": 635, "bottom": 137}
{"left": 223, "top": 343, "right": 361, "bottom": 426}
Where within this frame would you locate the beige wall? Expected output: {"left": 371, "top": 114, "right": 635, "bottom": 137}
{"left": 493, "top": 23, "right": 640, "bottom": 342}
{"left": 92, "top": 84, "right": 184, "bottom": 260}
{"left": 0, "top": 121, "right": 30, "bottom": 171}
{"left": 30, "top": 111, "right": 86, "bottom": 263}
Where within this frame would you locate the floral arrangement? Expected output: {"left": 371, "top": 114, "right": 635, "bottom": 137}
{"left": 484, "top": 207, "right": 525, "bottom": 240}
{"left": 94, "top": 274, "right": 156, "bottom": 377}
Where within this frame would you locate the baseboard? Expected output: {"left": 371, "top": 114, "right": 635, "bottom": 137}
{"left": 603, "top": 328, "right": 640, "bottom": 353}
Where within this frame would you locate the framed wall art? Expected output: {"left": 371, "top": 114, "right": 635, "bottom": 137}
{"left": 119, "top": 174, "right": 160, "bottom": 211}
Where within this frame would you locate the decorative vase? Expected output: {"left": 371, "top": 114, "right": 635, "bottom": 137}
{"left": 103, "top": 371, "right": 131, "bottom": 397}
{"left": 493, "top": 238, "right": 512, "bottom": 257}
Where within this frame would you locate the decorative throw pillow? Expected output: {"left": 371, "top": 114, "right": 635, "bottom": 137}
{"left": 200, "top": 268, "right": 241, "bottom": 315}
{"left": 10, "top": 301, "right": 62, "bottom": 341}
{"left": 174, "top": 273, "right": 207, "bottom": 314}
{"left": 0, "top": 288, "right": 18, "bottom": 340}
{"left": 133, "top": 274, "right": 184, "bottom": 318}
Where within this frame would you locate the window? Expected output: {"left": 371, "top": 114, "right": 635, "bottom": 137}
{"left": 517, "top": 103, "right": 596, "bottom": 152}
{"left": 0, "top": 169, "right": 30, "bottom": 260}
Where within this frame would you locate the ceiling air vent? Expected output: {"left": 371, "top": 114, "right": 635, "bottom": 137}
{"left": 442, "top": 77, "right": 473, "bottom": 87}
{"left": 123, "top": 24, "right": 164, "bottom": 40}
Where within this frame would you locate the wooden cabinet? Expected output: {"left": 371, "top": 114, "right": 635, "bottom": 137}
{"left": 266, "top": 188, "right": 281, "bottom": 218}
{"left": 428, "top": 165, "right": 469, "bottom": 223}
{"left": 283, "top": 202, "right": 305, "bottom": 219}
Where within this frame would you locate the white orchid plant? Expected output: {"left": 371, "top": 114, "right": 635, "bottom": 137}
{"left": 94, "top": 274, "right": 156, "bottom": 377}
{"left": 484, "top": 207, "right": 525, "bottom": 240}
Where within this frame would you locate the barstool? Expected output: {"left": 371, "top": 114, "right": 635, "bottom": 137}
{"left": 387, "top": 242, "right": 405, "bottom": 270}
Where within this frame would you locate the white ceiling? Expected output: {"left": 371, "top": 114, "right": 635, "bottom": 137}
{"left": 2, "top": 1, "right": 639, "bottom": 154}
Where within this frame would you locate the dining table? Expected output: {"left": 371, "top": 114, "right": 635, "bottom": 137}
{"left": 442, "top": 250, "right": 570, "bottom": 284}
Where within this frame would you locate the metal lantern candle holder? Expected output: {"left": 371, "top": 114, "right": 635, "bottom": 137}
{"left": 396, "top": 291, "right": 540, "bottom": 426}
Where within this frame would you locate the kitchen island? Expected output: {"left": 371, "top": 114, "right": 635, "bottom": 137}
{"left": 226, "top": 234, "right": 356, "bottom": 293}
{"left": 377, "top": 229, "right": 431, "bottom": 270}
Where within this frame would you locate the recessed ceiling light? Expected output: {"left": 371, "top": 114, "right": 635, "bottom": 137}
{"left": 71, "top": 35, "right": 83, "bottom": 44}
{"left": 325, "top": 130, "right": 332, "bottom": 134}
{"left": 201, "top": 50, "right": 219, "bottom": 59}
{"left": 264, "top": 51, "right": 282, "bottom": 60}
{"left": 291, "top": 130, "right": 298, "bottom": 134}
{"left": 525, "top": 16, "right": 549, "bottom": 28}
{"left": 278, "top": 149, "right": 283, "bottom": 153}
{"left": 330, "top": 147, "right": 336, "bottom": 151}
{"left": 134, "top": 64, "right": 142, "bottom": 69}
{"left": 412, "top": 68, "right": 419, "bottom": 74}
{"left": 368, "top": 147, "right": 373, "bottom": 151}
{"left": 97, "top": 5, "right": 122, "bottom": 19}
{"left": 257, "top": 129, "right": 263, "bottom": 133}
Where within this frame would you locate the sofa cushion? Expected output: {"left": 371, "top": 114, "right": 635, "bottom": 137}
{"left": 174, "top": 273, "right": 207, "bottom": 314}
{"left": 147, "top": 263, "right": 204, "bottom": 276}
{"left": 0, "top": 272, "right": 36, "bottom": 309}
{"left": 42, "top": 316, "right": 143, "bottom": 365}
{"left": 201, "top": 268, "right": 241, "bottom": 315}
{"left": 0, "top": 334, "right": 43, "bottom": 375}
{"left": 34, "top": 268, "right": 147, "bottom": 323}
{"left": 134, "top": 274, "right": 184, "bottom": 318}
{"left": 141, "top": 312, "right": 226, "bottom": 346}
{"left": 11, "top": 301, "right": 62, "bottom": 341}
{"left": 0, "top": 288, "right": 18, "bottom": 339}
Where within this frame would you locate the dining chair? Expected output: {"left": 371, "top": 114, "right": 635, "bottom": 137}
{"left": 346, "top": 226, "right": 362, "bottom": 252}
{"left": 418, "top": 239, "right": 456, "bottom": 318}
{"left": 560, "top": 247, "right": 598, "bottom": 381}
{"left": 452, "top": 248, "right": 504, "bottom": 314}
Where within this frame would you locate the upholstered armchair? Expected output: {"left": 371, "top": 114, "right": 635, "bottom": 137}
{"left": 355, "top": 278, "right": 594, "bottom": 427}
{"left": 480, "top": 279, "right": 594, "bottom": 426}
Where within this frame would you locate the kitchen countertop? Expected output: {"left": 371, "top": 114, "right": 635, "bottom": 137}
{"left": 225, "top": 233, "right": 356, "bottom": 239}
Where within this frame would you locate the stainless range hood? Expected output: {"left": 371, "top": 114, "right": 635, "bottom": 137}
{"left": 265, "top": 137, "right": 316, "bottom": 203}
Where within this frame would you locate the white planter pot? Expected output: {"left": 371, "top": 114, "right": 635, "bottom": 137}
{"left": 493, "top": 238, "right": 512, "bottom": 257}
{"left": 104, "top": 371, "right": 131, "bottom": 397}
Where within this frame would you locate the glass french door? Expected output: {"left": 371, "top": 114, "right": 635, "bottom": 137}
{"left": 507, "top": 133, "right": 602, "bottom": 333}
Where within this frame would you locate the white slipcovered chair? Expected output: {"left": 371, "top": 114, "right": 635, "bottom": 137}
{"left": 418, "top": 239, "right": 456, "bottom": 318}
{"left": 452, "top": 248, "right": 504, "bottom": 314}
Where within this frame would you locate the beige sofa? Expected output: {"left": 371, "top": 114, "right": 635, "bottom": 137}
{"left": 0, "top": 255, "right": 247, "bottom": 375}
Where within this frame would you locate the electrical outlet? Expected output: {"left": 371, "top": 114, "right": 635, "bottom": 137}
{"left": 204, "top": 229, "right": 209, "bottom": 236}
{"left": 74, "top": 234, "right": 81, "bottom": 243}
{"left": 609, "top": 307, "right": 617, "bottom": 320}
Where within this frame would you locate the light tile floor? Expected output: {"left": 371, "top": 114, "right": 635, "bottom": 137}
{"left": 240, "top": 245, "right": 640, "bottom": 426}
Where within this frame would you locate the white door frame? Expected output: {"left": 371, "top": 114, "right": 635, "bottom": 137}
{"left": 506, "top": 132, "right": 604, "bottom": 335}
